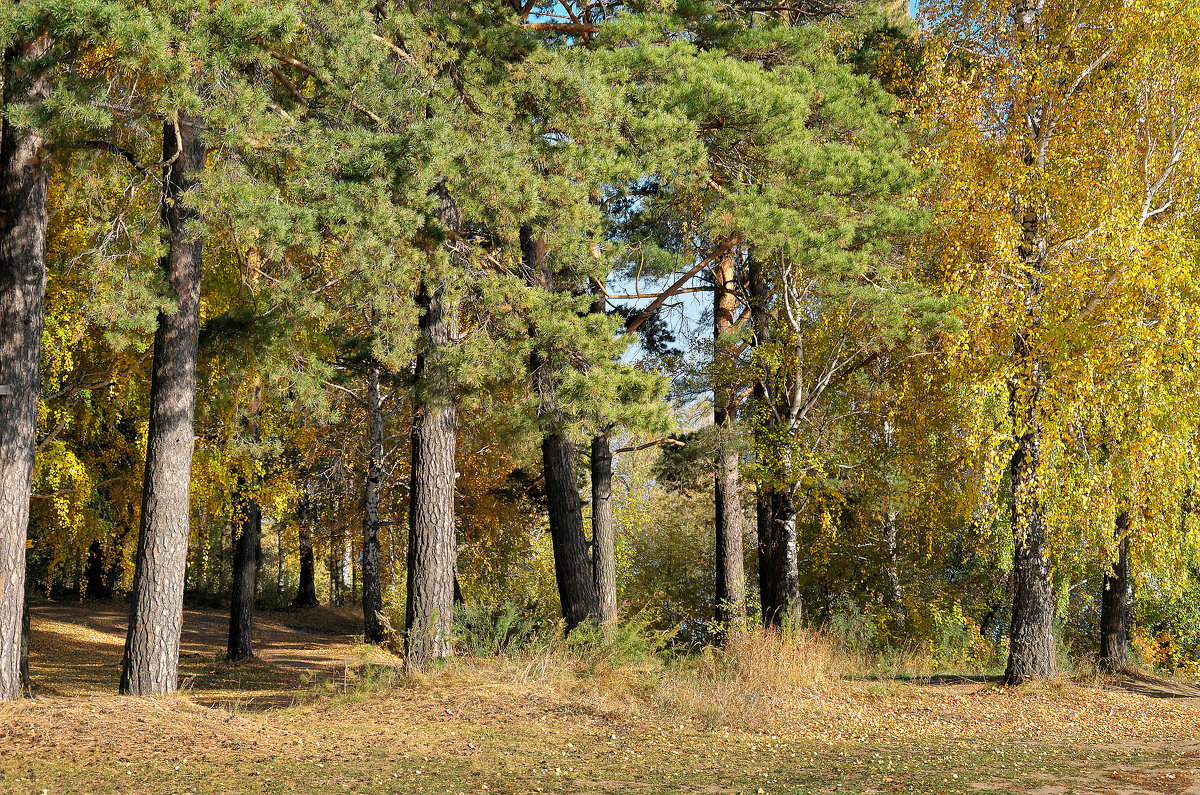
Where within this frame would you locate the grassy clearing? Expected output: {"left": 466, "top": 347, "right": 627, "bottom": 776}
{"left": 6, "top": 603, "right": 1200, "bottom": 794}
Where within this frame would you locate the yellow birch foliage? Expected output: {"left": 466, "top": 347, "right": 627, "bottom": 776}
{"left": 917, "top": 0, "right": 1200, "bottom": 587}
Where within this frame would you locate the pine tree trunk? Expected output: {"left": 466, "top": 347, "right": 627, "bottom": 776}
{"left": 404, "top": 181, "right": 460, "bottom": 667}
{"left": 120, "top": 117, "right": 206, "bottom": 696}
{"left": 1099, "top": 511, "right": 1130, "bottom": 674}
{"left": 405, "top": 278, "right": 457, "bottom": 667}
{"left": 591, "top": 432, "right": 616, "bottom": 629}
{"left": 0, "top": 34, "right": 51, "bottom": 702}
{"left": 544, "top": 433, "right": 597, "bottom": 631}
{"left": 362, "top": 365, "right": 385, "bottom": 644}
{"left": 522, "top": 224, "right": 597, "bottom": 632}
{"left": 713, "top": 253, "right": 746, "bottom": 639}
{"left": 226, "top": 494, "right": 260, "bottom": 661}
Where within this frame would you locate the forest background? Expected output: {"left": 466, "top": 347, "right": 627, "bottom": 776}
{"left": 1, "top": 0, "right": 1199, "bottom": 700}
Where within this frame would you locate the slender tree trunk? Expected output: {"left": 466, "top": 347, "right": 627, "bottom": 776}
{"left": 748, "top": 258, "right": 798, "bottom": 628}
{"left": 883, "top": 507, "right": 906, "bottom": 635}
{"left": 275, "top": 520, "right": 285, "bottom": 598}
{"left": 227, "top": 384, "right": 262, "bottom": 662}
{"left": 404, "top": 280, "right": 457, "bottom": 666}
{"left": 18, "top": 588, "right": 28, "bottom": 689}
{"left": 342, "top": 525, "right": 353, "bottom": 602}
{"left": 591, "top": 432, "right": 616, "bottom": 629}
{"left": 120, "top": 117, "right": 206, "bottom": 696}
{"left": 217, "top": 517, "right": 227, "bottom": 596}
{"left": 0, "top": 34, "right": 51, "bottom": 702}
{"left": 1099, "top": 511, "right": 1130, "bottom": 673}
{"left": 329, "top": 514, "right": 347, "bottom": 606}
{"left": 522, "top": 224, "right": 597, "bottom": 632}
{"left": 294, "top": 509, "right": 318, "bottom": 607}
{"left": 362, "top": 365, "right": 386, "bottom": 644}
{"left": 226, "top": 493, "right": 260, "bottom": 661}
{"left": 881, "top": 418, "right": 907, "bottom": 635}
{"left": 713, "top": 253, "right": 747, "bottom": 639}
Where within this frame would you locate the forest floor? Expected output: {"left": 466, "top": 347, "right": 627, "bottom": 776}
{"left": 4, "top": 603, "right": 1200, "bottom": 794}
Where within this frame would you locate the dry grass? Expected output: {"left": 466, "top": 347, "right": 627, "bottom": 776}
{"left": 11, "top": 603, "right": 1200, "bottom": 793}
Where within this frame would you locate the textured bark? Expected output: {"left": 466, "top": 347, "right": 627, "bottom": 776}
{"left": 362, "top": 365, "right": 385, "bottom": 644}
{"left": 0, "top": 33, "right": 51, "bottom": 702}
{"left": 405, "top": 279, "right": 458, "bottom": 667}
{"left": 404, "top": 181, "right": 460, "bottom": 667}
{"left": 713, "top": 253, "right": 746, "bottom": 638}
{"left": 544, "top": 433, "right": 597, "bottom": 630}
{"left": 1099, "top": 511, "right": 1130, "bottom": 673}
{"left": 293, "top": 494, "right": 318, "bottom": 607}
{"left": 522, "top": 224, "right": 597, "bottom": 633}
{"left": 591, "top": 432, "right": 616, "bottom": 628}
{"left": 1004, "top": 418, "right": 1055, "bottom": 684}
{"left": 1004, "top": 314, "right": 1055, "bottom": 683}
{"left": 120, "top": 117, "right": 206, "bottom": 697}
{"left": 226, "top": 494, "right": 260, "bottom": 661}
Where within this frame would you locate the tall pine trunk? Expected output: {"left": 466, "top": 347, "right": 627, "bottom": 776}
{"left": 362, "top": 365, "right": 385, "bottom": 644}
{"left": 1099, "top": 511, "right": 1130, "bottom": 673}
{"left": 591, "top": 432, "right": 616, "bottom": 628}
{"left": 404, "top": 181, "right": 459, "bottom": 667}
{"left": 404, "top": 280, "right": 457, "bottom": 666}
{"left": 0, "top": 34, "right": 51, "bottom": 701}
{"left": 522, "top": 224, "right": 597, "bottom": 632}
{"left": 713, "top": 253, "right": 746, "bottom": 639}
{"left": 226, "top": 493, "right": 260, "bottom": 661}
{"left": 120, "top": 117, "right": 206, "bottom": 696}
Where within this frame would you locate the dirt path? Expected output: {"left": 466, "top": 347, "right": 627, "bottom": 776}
{"left": 27, "top": 600, "right": 397, "bottom": 702}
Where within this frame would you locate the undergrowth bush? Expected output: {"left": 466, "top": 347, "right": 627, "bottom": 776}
{"left": 453, "top": 602, "right": 551, "bottom": 657}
